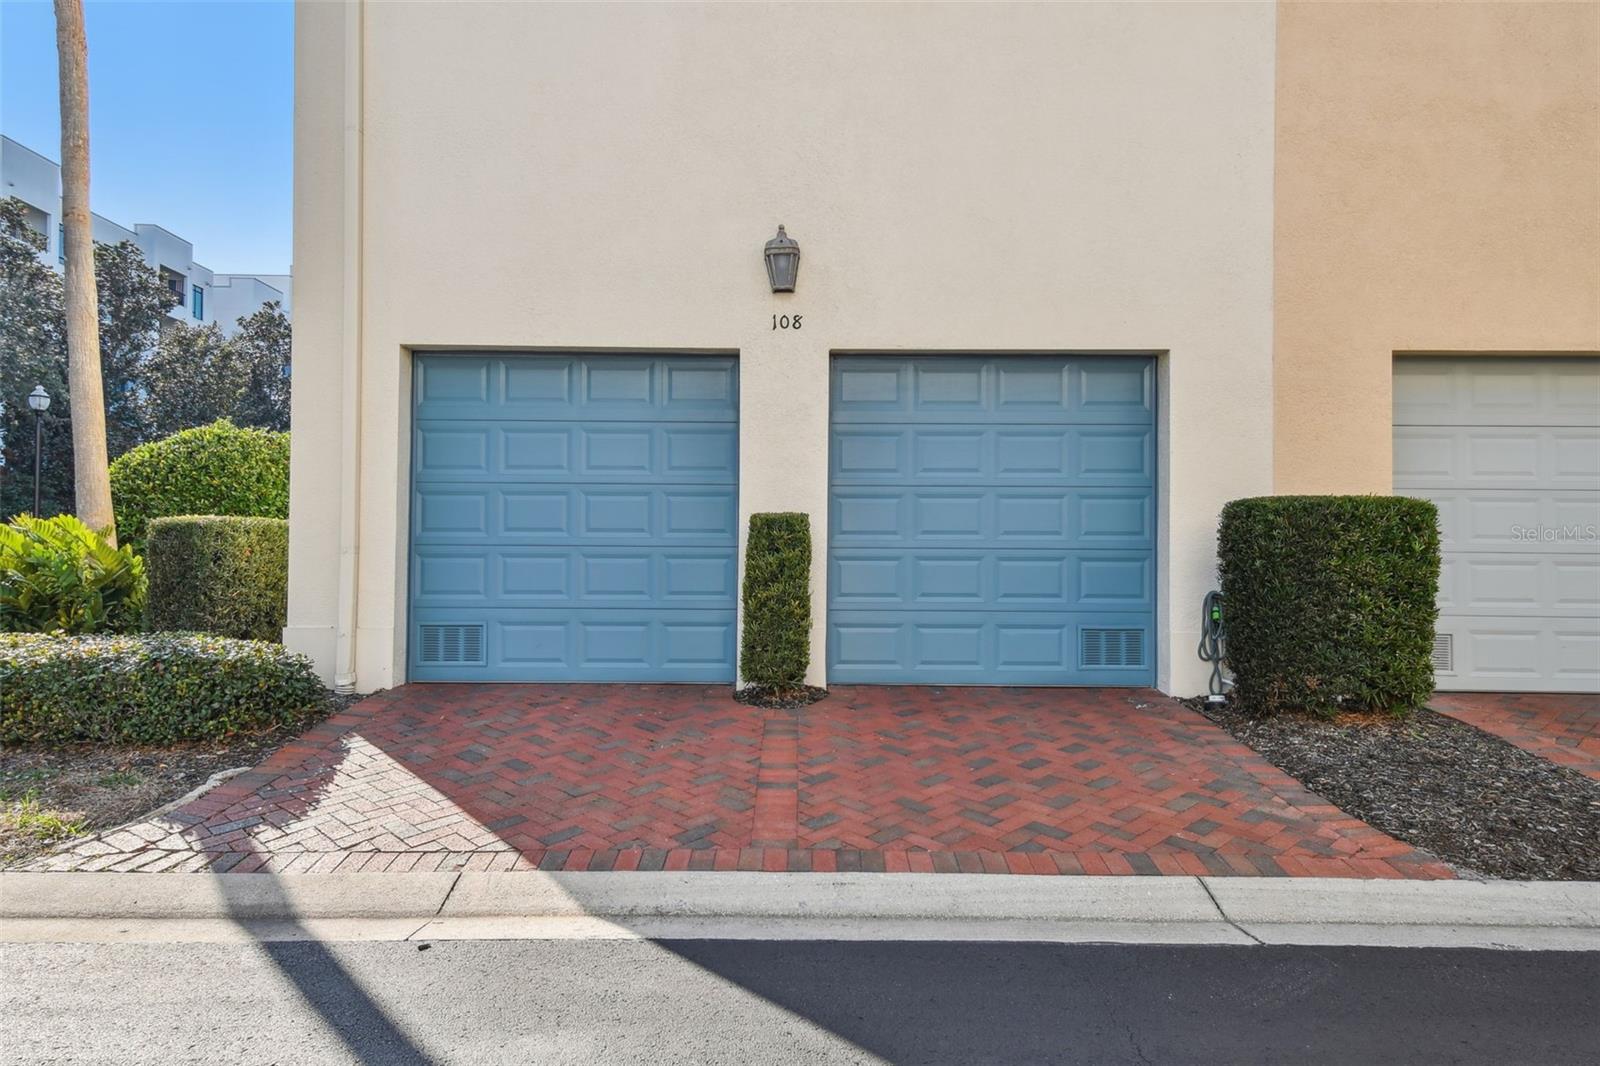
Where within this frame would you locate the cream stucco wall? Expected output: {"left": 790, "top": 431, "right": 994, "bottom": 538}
{"left": 283, "top": 0, "right": 356, "bottom": 681}
{"left": 287, "top": 0, "right": 1277, "bottom": 695}
{"left": 1274, "top": 0, "right": 1600, "bottom": 493}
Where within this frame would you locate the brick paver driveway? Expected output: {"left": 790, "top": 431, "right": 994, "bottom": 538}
{"left": 1431, "top": 692, "right": 1600, "bottom": 782}
{"left": 30, "top": 686, "right": 1453, "bottom": 877}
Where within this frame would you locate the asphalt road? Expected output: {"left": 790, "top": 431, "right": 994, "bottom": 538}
{"left": 2, "top": 939, "right": 1595, "bottom": 1065}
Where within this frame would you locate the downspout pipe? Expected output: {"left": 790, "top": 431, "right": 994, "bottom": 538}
{"left": 333, "top": 0, "right": 364, "bottom": 694}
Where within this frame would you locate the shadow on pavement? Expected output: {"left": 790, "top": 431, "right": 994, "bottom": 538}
{"left": 212, "top": 832, "right": 436, "bottom": 1062}
{"left": 647, "top": 939, "right": 1600, "bottom": 1066}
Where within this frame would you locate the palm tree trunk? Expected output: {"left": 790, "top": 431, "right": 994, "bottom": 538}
{"left": 55, "top": 0, "right": 115, "bottom": 541}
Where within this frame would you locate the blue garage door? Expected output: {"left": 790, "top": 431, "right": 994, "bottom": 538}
{"left": 828, "top": 356, "right": 1155, "bottom": 686}
{"left": 409, "top": 353, "right": 738, "bottom": 682}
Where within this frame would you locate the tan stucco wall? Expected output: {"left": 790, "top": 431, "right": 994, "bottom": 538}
{"left": 288, "top": 0, "right": 1278, "bottom": 694}
{"left": 1274, "top": 0, "right": 1600, "bottom": 493}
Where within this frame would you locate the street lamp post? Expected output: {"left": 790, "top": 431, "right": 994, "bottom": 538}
{"left": 27, "top": 385, "right": 51, "bottom": 517}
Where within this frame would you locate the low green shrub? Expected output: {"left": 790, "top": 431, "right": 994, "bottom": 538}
{"left": 109, "top": 420, "right": 289, "bottom": 552}
{"left": 145, "top": 516, "right": 288, "bottom": 641}
{"left": 0, "top": 514, "right": 146, "bottom": 635}
{"left": 1217, "top": 495, "right": 1440, "bottom": 717}
{"left": 740, "top": 512, "right": 811, "bottom": 691}
{"left": 0, "top": 632, "right": 325, "bottom": 744}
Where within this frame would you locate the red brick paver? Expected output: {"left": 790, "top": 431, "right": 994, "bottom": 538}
{"left": 26, "top": 686, "right": 1453, "bottom": 877}
{"left": 1431, "top": 692, "right": 1600, "bottom": 782}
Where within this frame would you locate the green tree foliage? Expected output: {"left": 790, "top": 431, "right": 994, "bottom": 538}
{"left": 0, "top": 198, "right": 292, "bottom": 521}
{"left": 0, "top": 513, "right": 146, "bottom": 635}
{"left": 109, "top": 420, "right": 290, "bottom": 551}
{"left": 0, "top": 198, "right": 71, "bottom": 519}
{"left": 141, "top": 321, "right": 247, "bottom": 441}
{"left": 230, "top": 301, "right": 292, "bottom": 432}
{"left": 140, "top": 302, "right": 292, "bottom": 440}
{"left": 1, "top": 199, "right": 175, "bottom": 518}
{"left": 95, "top": 239, "right": 179, "bottom": 456}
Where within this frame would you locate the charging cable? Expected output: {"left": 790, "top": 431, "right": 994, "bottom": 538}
{"left": 1197, "top": 590, "right": 1229, "bottom": 702}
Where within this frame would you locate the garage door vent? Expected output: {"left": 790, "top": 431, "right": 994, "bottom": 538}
{"left": 1431, "top": 633, "right": 1454, "bottom": 675}
{"left": 419, "top": 624, "right": 485, "bottom": 666}
{"left": 1081, "top": 628, "right": 1143, "bottom": 669}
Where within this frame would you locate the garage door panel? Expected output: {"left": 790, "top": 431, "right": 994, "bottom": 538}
{"left": 400, "top": 551, "right": 723, "bottom": 615}
{"left": 503, "top": 490, "right": 570, "bottom": 539}
{"left": 831, "top": 426, "right": 1153, "bottom": 484}
{"left": 829, "top": 550, "right": 1151, "bottom": 612}
{"left": 1553, "top": 629, "right": 1600, "bottom": 686}
{"left": 413, "top": 485, "right": 737, "bottom": 546}
{"left": 831, "top": 487, "right": 1153, "bottom": 549}
{"left": 414, "top": 609, "right": 740, "bottom": 680}
{"left": 1394, "top": 425, "right": 1600, "bottom": 490}
{"left": 410, "top": 353, "right": 737, "bottom": 682}
{"left": 1395, "top": 356, "right": 1598, "bottom": 693}
{"left": 829, "top": 354, "right": 1155, "bottom": 686}
{"left": 411, "top": 609, "right": 738, "bottom": 682}
{"left": 829, "top": 611, "right": 1153, "bottom": 686}
{"left": 417, "top": 357, "right": 492, "bottom": 405}
{"left": 413, "top": 487, "right": 492, "bottom": 537}
{"left": 415, "top": 422, "right": 736, "bottom": 483}
{"left": 1435, "top": 618, "right": 1600, "bottom": 689}
{"left": 416, "top": 355, "right": 738, "bottom": 423}
{"left": 832, "top": 356, "right": 1154, "bottom": 425}
{"left": 1405, "top": 489, "right": 1599, "bottom": 553}
{"left": 1439, "top": 553, "right": 1600, "bottom": 617}
{"left": 1394, "top": 358, "right": 1600, "bottom": 427}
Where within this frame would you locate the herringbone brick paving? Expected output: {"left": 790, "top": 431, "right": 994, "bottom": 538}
{"left": 1431, "top": 692, "right": 1600, "bottom": 782}
{"left": 26, "top": 685, "right": 1454, "bottom": 877}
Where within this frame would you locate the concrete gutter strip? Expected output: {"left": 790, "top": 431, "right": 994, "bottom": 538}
{"left": 437, "top": 871, "right": 1221, "bottom": 922}
{"left": 1202, "top": 878, "right": 1600, "bottom": 929}
{"left": 0, "top": 871, "right": 460, "bottom": 920}
{"left": 1, "top": 873, "right": 1597, "bottom": 949}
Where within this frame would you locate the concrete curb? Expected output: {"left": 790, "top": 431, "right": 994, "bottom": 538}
{"left": 2, "top": 872, "right": 1597, "bottom": 949}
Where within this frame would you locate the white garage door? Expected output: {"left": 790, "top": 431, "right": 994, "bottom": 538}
{"left": 1393, "top": 357, "right": 1600, "bottom": 692}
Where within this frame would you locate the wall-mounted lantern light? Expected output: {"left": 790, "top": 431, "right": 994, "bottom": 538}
{"left": 763, "top": 224, "right": 800, "bottom": 293}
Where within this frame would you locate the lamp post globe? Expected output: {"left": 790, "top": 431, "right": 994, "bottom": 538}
{"left": 28, "top": 385, "right": 50, "bottom": 516}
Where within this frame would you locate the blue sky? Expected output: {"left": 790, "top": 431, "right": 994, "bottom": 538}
{"left": 1, "top": 0, "right": 293, "bottom": 274}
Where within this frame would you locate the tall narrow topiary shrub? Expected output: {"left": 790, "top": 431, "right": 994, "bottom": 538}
{"left": 1217, "top": 495, "right": 1440, "bottom": 717}
{"left": 740, "top": 512, "right": 811, "bottom": 691}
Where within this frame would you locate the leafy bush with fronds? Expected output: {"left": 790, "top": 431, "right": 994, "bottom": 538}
{"left": 0, "top": 514, "right": 146, "bottom": 634}
{"left": 109, "top": 420, "right": 289, "bottom": 551}
{"left": 1218, "top": 495, "right": 1440, "bottom": 717}
{"left": 740, "top": 512, "right": 812, "bottom": 691}
{"left": 145, "top": 516, "right": 288, "bottom": 641}
{"left": 0, "top": 632, "right": 325, "bottom": 744}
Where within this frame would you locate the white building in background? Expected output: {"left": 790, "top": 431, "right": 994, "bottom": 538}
{"left": 0, "top": 135, "right": 289, "bottom": 335}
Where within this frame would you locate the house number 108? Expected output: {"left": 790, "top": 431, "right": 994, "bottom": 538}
{"left": 771, "top": 314, "right": 803, "bottom": 331}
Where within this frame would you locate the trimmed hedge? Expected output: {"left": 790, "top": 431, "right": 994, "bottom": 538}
{"left": 110, "top": 420, "right": 289, "bottom": 552}
{"left": 740, "top": 512, "right": 811, "bottom": 690}
{"left": 1217, "top": 495, "right": 1440, "bottom": 717}
{"left": 145, "top": 516, "right": 288, "bottom": 641}
{"left": 0, "top": 514, "right": 147, "bottom": 635}
{"left": 0, "top": 632, "right": 324, "bottom": 744}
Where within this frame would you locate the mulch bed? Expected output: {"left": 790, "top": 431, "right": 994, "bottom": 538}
{"left": 0, "top": 691, "right": 360, "bottom": 867}
{"left": 1191, "top": 698, "right": 1600, "bottom": 881}
{"left": 734, "top": 685, "right": 830, "bottom": 710}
